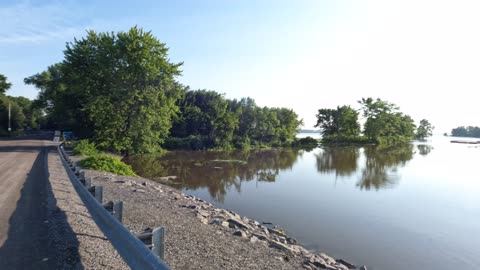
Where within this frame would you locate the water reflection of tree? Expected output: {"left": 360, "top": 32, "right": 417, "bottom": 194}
{"left": 416, "top": 144, "right": 433, "bottom": 156}
{"left": 357, "top": 144, "right": 414, "bottom": 190}
{"left": 124, "top": 149, "right": 302, "bottom": 202}
{"left": 315, "top": 147, "right": 359, "bottom": 177}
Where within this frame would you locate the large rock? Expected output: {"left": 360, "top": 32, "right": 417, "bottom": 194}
{"left": 336, "top": 259, "right": 356, "bottom": 269}
{"left": 210, "top": 219, "right": 229, "bottom": 228}
{"left": 227, "top": 218, "right": 250, "bottom": 230}
{"left": 268, "top": 240, "right": 300, "bottom": 256}
{"left": 268, "top": 227, "right": 286, "bottom": 237}
{"left": 319, "top": 253, "right": 336, "bottom": 265}
{"left": 233, "top": 230, "right": 247, "bottom": 238}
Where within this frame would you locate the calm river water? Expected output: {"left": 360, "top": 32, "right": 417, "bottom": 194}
{"left": 125, "top": 135, "right": 480, "bottom": 270}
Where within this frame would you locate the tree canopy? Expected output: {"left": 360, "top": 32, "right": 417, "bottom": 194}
{"left": 415, "top": 119, "right": 434, "bottom": 140}
{"left": 26, "top": 27, "right": 303, "bottom": 152}
{"left": 0, "top": 74, "right": 12, "bottom": 95}
{"left": 451, "top": 126, "right": 480, "bottom": 138}
{"left": 314, "top": 105, "right": 360, "bottom": 136}
{"left": 358, "top": 98, "right": 416, "bottom": 144}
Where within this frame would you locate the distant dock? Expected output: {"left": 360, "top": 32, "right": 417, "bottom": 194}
{"left": 450, "top": 140, "right": 480, "bottom": 144}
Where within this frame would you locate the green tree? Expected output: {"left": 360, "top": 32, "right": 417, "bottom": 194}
{"left": 314, "top": 105, "right": 360, "bottom": 136}
{"left": 359, "top": 98, "right": 415, "bottom": 143}
{"left": 0, "top": 74, "right": 12, "bottom": 95}
{"left": 27, "top": 27, "right": 182, "bottom": 155}
{"left": 0, "top": 96, "right": 26, "bottom": 133}
{"left": 451, "top": 126, "right": 480, "bottom": 138}
{"left": 416, "top": 119, "right": 433, "bottom": 140}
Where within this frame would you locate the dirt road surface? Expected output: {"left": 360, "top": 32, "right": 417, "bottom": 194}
{"left": 0, "top": 136, "right": 127, "bottom": 269}
{"left": 0, "top": 137, "right": 59, "bottom": 269}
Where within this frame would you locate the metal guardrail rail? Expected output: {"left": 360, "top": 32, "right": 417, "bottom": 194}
{"left": 57, "top": 143, "right": 170, "bottom": 270}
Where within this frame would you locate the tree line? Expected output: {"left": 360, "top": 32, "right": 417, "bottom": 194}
{"left": 20, "top": 27, "right": 302, "bottom": 154}
{"left": 314, "top": 97, "right": 433, "bottom": 144}
{"left": 0, "top": 74, "right": 44, "bottom": 136}
{"left": 451, "top": 126, "right": 480, "bottom": 138}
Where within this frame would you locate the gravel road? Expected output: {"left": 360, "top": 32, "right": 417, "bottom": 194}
{"left": 0, "top": 138, "right": 128, "bottom": 269}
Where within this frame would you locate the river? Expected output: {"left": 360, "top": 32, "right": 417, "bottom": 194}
{"left": 125, "top": 135, "right": 480, "bottom": 270}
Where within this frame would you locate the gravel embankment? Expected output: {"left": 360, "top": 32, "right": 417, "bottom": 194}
{"left": 48, "top": 149, "right": 129, "bottom": 269}
{"left": 75, "top": 163, "right": 365, "bottom": 270}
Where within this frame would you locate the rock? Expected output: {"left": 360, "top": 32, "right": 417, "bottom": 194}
{"left": 227, "top": 218, "right": 250, "bottom": 230}
{"left": 249, "top": 235, "right": 259, "bottom": 243}
{"left": 250, "top": 220, "right": 260, "bottom": 227}
{"left": 336, "top": 259, "right": 356, "bottom": 269}
{"left": 252, "top": 233, "right": 267, "bottom": 241}
{"left": 233, "top": 230, "right": 247, "bottom": 238}
{"left": 286, "top": 236, "right": 298, "bottom": 245}
{"left": 268, "top": 240, "right": 300, "bottom": 256}
{"left": 196, "top": 209, "right": 209, "bottom": 218}
{"left": 309, "top": 256, "right": 331, "bottom": 269}
{"left": 174, "top": 196, "right": 180, "bottom": 200}
{"left": 210, "top": 219, "right": 229, "bottom": 227}
{"left": 268, "top": 227, "right": 286, "bottom": 237}
{"left": 360, "top": 266, "right": 367, "bottom": 270}
{"left": 141, "top": 182, "right": 147, "bottom": 186}
{"left": 319, "top": 253, "right": 336, "bottom": 265}
{"left": 302, "top": 262, "right": 314, "bottom": 270}
{"left": 136, "top": 189, "right": 146, "bottom": 193}
{"left": 278, "top": 236, "right": 287, "bottom": 244}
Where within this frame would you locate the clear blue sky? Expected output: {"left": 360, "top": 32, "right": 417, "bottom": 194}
{"left": 1, "top": 0, "right": 479, "bottom": 131}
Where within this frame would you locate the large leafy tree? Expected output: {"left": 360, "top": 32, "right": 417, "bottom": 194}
{"left": 314, "top": 105, "right": 360, "bottom": 136}
{"left": 0, "top": 74, "right": 12, "bottom": 95}
{"left": 415, "top": 119, "right": 433, "bottom": 140}
{"left": 27, "top": 27, "right": 182, "bottom": 154}
{"left": 359, "top": 98, "right": 416, "bottom": 143}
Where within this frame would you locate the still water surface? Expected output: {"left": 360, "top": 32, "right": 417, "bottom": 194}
{"left": 125, "top": 135, "right": 480, "bottom": 270}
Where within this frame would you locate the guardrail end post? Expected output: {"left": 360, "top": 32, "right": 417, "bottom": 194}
{"left": 114, "top": 200, "right": 123, "bottom": 223}
{"left": 85, "top": 177, "right": 92, "bottom": 189}
{"left": 152, "top": 227, "right": 165, "bottom": 260}
{"left": 95, "top": 186, "right": 103, "bottom": 204}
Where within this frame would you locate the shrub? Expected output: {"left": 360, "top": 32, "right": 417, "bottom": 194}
{"left": 73, "top": 139, "right": 98, "bottom": 156}
{"left": 293, "top": 136, "right": 319, "bottom": 148}
{"left": 80, "top": 154, "right": 137, "bottom": 176}
{"left": 321, "top": 135, "right": 376, "bottom": 145}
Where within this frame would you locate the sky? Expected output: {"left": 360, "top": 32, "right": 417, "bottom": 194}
{"left": 1, "top": 0, "right": 480, "bottom": 133}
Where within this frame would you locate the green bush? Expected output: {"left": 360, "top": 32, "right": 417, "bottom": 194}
{"left": 292, "top": 136, "right": 319, "bottom": 148}
{"left": 73, "top": 139, "right": 98, "bottom": 156}
{"left": 321, "top": 135, "right": 376, "bottom": 145}
{"left": 79, "top": 154, "right": 137, "bottom": 176}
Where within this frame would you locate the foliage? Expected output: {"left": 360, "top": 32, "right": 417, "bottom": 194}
{"left": 26, "top": 27, "right": 182, "bottom": 155}
{"left": 0, "top": 96, "right": 26, "bottom": 135}
{"left": 321, "top": 135, "right": 376, "bottom": 145}
{"left": 80, "top": 154, "right": 137, "bottom": 176}
{"left": 358, "top": 97, "right": 416, "bottom": 144}
{"left": 415, "top": 119, "right": 434, "bottom": 140}
{"left": 73, "top": 139, "right": 98, "bottom": 156}
{"left": 168, "top": 91, "right": 302, "bottom": 150}
{"left": 314, "top": 105, "right": 360, "bottom": 136}
{"left": 26, "top": 27, "right": 303, "bottom": 153}
{"left": 292, "top": 136, "right": 319, "bottom": 148}
{"left": 0, "top": 74, "right": 12, "bottom": 95}
{"left": 451, "top": 126, "right": 480, "bottom": 138}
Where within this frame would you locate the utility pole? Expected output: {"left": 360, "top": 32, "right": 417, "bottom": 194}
{"left": 8, "top": 102, "right": 11, "bottom": 132}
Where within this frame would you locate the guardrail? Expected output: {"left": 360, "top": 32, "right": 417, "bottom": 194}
{"left": 58, "top": 143, "right": 170, "bottom": 270}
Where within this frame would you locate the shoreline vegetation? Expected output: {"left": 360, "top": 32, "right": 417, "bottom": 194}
{"left": 3, "top": 26, "right": 433, "bottom": 153}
